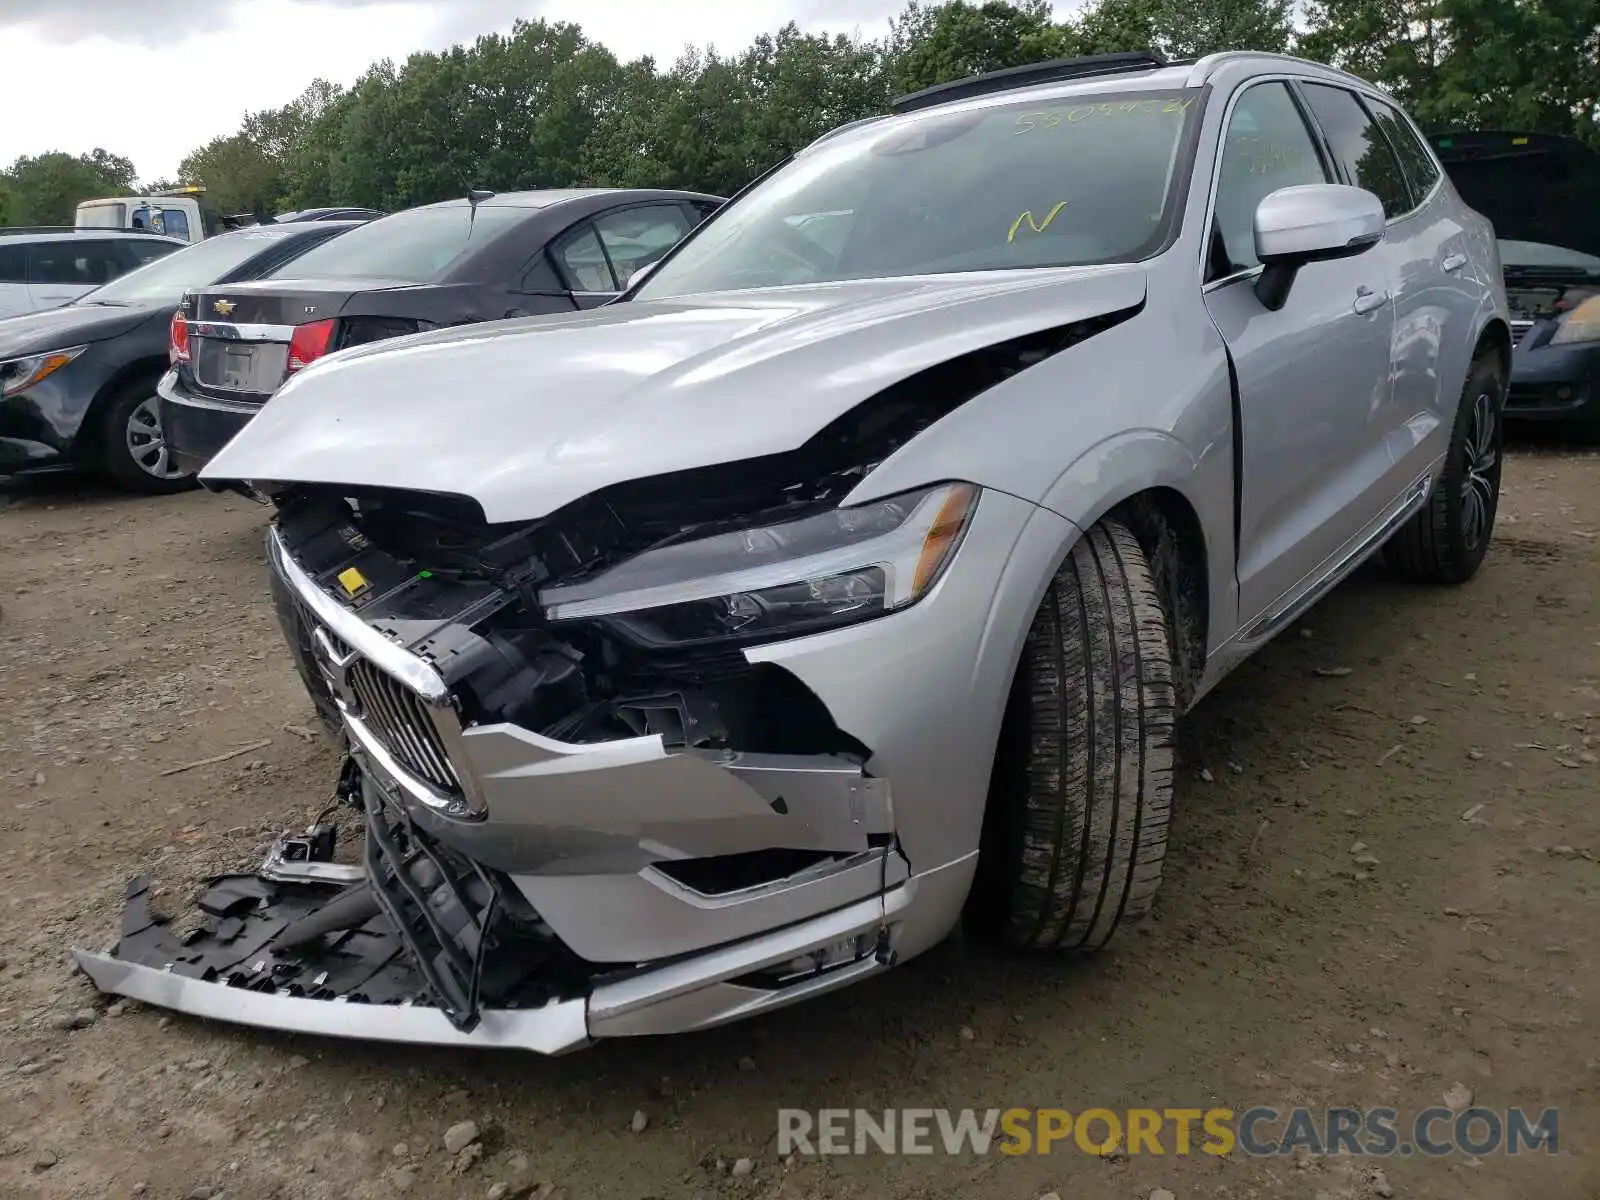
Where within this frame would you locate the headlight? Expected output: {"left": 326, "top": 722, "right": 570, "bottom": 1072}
{"left": 1551, "top": 295, "right": 1600, "bottom": 345}
{"left": 0, "top": 346, "right": 87, "bottom": 397}
{"left": 542, "top": 482, "right": 978, "bottom": 647}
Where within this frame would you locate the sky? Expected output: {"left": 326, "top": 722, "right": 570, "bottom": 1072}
{"left": 0, "top": 0, "right": 978, "bottom": 183}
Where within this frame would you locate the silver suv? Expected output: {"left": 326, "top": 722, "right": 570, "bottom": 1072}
{"left": 79, "top": 51, "right": 1508, "bottom": 1052}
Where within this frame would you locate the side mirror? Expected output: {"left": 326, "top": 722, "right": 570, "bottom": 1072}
{"left": 1253, "top": 184, "right": 1385, "bottom": 310}
{"left": 624, "top": 260, "right": 659, "bottom": 289}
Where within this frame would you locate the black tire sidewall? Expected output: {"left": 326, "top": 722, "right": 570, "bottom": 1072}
{"left": 99, "top": 375, "right": 197, "bottom": 494}
{"left": 1437, "top": 356, "right": 1506, "bottom": 575}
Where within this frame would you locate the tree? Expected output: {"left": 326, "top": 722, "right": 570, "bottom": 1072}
{"left": 1, "top": 149, "right": 139, "bottom": 226}
{"left": 1298, "top": 0, "right": 1600, "bottom": 144}
{"left": 139, "top": 0, "right": 1600, "bottom": 216}
{"left": 886, "top": 1, "right": 1076, "bottom": 93}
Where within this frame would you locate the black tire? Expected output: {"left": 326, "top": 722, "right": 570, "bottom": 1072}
{"left": 1383, "top": 354, "right": 1505, "bottom": 583}
{"left": 98, "top": 374, "right": 198, "bottom": 495}
{"left": 964, "top": 519, "right": 1176, "bottom": 952}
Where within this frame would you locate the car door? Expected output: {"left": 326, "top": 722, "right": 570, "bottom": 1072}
{"left": 1201, "top": 79, "right": 1399, "bottom": 626}
{"left": 0, "top": 244, "right": 30, "bottom": 318}
{"left": 1299, "top": 83, "right": 1466, "bottom": 487}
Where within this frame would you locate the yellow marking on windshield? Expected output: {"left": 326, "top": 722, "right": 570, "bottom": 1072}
{"left": 1008, "top": 201, "right": 1069, "bottom": 243}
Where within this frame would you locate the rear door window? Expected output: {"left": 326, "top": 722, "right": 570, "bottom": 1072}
{"left": 0, "top": 244, "right": 26, "bottom": 283}
{"left": 29, "top": 240, "right": 126, "bottom": 286}
{"left": 1299, "top": 83, "right": 1413, "bottom": 218}
{"left": 591, "top": 204, "right": 693, "bottom": 288}
{"left": 1365, "top": 97, "right": 1442, "bottom": 203}
{"left": 555, "top": 226, "right": 618, "bottom": 292}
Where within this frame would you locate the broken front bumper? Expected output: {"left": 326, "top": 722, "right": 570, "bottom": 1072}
{"left": 72, "top": 810, "right": 968, "bottom": 1052}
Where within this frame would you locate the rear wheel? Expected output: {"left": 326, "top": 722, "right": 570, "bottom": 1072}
{"left": 1383, "top": 353, "right": 1504, "bottom": 583}
{"left": 964, "top": 519, "right": 1176, "bottom": 952}
{"left": 98, "top": 376, "right": 197, "bottom": 494}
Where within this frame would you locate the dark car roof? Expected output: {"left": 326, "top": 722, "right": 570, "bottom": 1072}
{"left": 222, "top": 190, "right": 722, "bottom": 291}
{"left": 1431, "top": 131, "right": 1600, "bottom": 260}
{"left": 412, "top": 188, "right": 720, "bottom": 212}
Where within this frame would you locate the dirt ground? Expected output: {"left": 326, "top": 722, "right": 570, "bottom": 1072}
{"left": 1, "top": 446, "right": 1596, "bottom": 1200}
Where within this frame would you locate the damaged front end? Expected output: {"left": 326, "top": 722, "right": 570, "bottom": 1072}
{"left": 75, "top": 404, "right": 997, "bottom": 1047}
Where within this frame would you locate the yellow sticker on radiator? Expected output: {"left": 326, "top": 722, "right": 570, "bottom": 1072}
{"left": 337, "top": 567, "right": 369, "bottom": 598}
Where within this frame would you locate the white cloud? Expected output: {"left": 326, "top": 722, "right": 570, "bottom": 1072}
{"left": 0, "top": 0, "right": 1068, "bottom": 182}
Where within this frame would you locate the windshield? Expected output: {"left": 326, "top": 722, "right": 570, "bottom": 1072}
{"left": 1499, "top": 238, "right": 1600, "bottom": 273}
{"left": 77, "top": 228, "right": 300, "bottom": 305}
{"left": 636, "top": 89, "right": 1201, "bottom": 298}
{"left": 272, "top": 204, "right": 527, "bottom": 282}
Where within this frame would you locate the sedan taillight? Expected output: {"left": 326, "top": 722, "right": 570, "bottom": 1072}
{"left": 287, "top": 318, "right": 338, "bottom": 373}
{"left": 169, "top": 312, "right": 190, "bottom": 364}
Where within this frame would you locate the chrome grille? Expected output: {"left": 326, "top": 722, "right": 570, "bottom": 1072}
{"left": 307, "top": 622, "right": 463, "bottom": 796}
{"left": 1510, "top": 319, "right": 1534, "bottom": 339}
{"left": 347, "top": 657, "right": 463, "bottom": 793}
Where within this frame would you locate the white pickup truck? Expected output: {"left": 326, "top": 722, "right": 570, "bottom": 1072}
{"left": 75, "top": 187, "right": 224, "bottom": 244}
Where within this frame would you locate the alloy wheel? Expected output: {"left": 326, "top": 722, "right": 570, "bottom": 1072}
{"left": 124, "top": 395, "right": 189, "bottom": 481}
{"left": 1460, "top": 389, "right": 1498, "bottom": 550}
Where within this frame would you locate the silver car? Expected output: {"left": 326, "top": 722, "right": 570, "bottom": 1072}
{"left": 78, "top": 51, "right": 1509, "bottom": 1052}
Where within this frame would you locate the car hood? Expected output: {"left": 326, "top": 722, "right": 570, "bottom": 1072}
{"left": 0, "top": 302, "right": 160, "bottom": 358}
{"left": 1433, "top": 131, "right": 1600, "bottom": 261}
{"left": 202, "top": 266, "right": 1148, "bottom": 523}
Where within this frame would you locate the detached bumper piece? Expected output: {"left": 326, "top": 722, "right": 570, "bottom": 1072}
{"left": 73, "top": 798, "right": 592, "bottom": 1050}
{"left": 74, "top": 759, "right": 912, "bottom": 1052}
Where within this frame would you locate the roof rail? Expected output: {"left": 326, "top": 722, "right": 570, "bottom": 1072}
{"left": 891, "top": 51, "right": 1167, "bottom": 115}
{"left": 0, "top": 225, "right": 158, "bottom": 237}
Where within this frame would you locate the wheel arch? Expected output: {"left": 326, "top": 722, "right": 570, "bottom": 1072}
{"left": 76, "top": 355, "right": 170, "bottom": 462}
{"left": 1473, "top": 316, "right": 1513, "bottom": 384}
{"left": 1038, "top": 432, "right": 1219, "bottom": 709}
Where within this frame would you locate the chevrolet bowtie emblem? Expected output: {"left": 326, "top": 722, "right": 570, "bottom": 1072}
{"left": 212, "top": 299, "right": 236, "bottom": 316}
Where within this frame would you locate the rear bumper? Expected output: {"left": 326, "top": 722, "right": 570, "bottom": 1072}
{"left": 157, "top": 368, "right": 261, "bottom": 474}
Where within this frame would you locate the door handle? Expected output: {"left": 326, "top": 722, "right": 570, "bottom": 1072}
{"left": 1442, "top": 253, "right": 1467, "bottom": 272}
{"left": 1352, "top": 287, "right": 1389, "bottom": 315}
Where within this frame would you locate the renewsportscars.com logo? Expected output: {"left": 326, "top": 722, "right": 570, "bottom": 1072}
{"left": 777, "top": 1107, "right": 1559, "bottom": 1158}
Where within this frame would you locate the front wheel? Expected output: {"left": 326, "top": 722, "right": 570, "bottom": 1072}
{"left": 963, "top": 519, "right": 1176, "bottom": 953}
{"left": 1383, "top": 354, "right": 1505, "bottom": 583}
{"left": 98, "top": 377, "right": 198, "bottom": 494}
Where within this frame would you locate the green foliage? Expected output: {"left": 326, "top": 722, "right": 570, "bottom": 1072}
{"left": 1298, "top": 0, "right": 1599, "bottom": 145}
{"left": 4, "top": 0, "right": 1594, "bottom": 228}
{"left": 0, "top": 148, "right": 138, "bottom": 226}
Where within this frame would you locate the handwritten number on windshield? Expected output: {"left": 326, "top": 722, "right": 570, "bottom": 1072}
{"left": 1014, "top": 96, "right": 1196, "bottom": 135}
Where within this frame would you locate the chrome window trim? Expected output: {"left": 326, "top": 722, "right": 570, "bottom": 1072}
{"left": 186, "top": 321, "right": 297, "bottom": 342}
